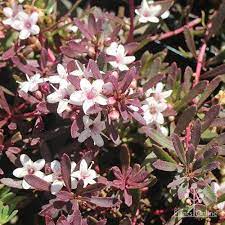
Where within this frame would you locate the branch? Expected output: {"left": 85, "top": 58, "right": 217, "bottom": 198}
{"left": 193, "top": 42, "right": 207, "bottom": 87}
{"left": 135, "top": 18, "right": 201, "bottom": 52}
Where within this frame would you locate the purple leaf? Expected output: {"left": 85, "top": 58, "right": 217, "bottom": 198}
{"left": 119, "top": 67, "right": 136, "bottom": 93}
{"left": 57, "top": 191, "right": 74, "bottom": 201}
{"left": 74, "top": 19, "right": 93, "bottom": 40}
{"left": 71, "top": 119, "right": 79, "bottom": 138}
{"left": 82, "top": 196, "right": 120, "bottom": 208}
{"left": 0, "top": 178, "right": 23, "bottom": 189}
{"left": 201, "top": 105, "right": 220, "bottom": 132}
{"left": 124, "top": 189, "right": 132, "bottom": 206}
{"left": 153, "top": 159, "right": 178, "bottom": 171}
{"left": 174, "top": 106, "right": 196, "bottom": 135}
{"left": 2, "top": 46, "right": 15, "bottom": 60}
{"left": 24, "top": 175, "right": 50, "bottom": 191}
{"left": 61, "top": 154, "right": 71, "bottom": 191}
{"left": 171, "top": 133, "right": 186, "bottom": 164}
{"left": 120, "top": 145, "right": 130, "bottom": 171}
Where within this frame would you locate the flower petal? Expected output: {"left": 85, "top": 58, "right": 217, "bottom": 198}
{"left": 91, "top": 133, "right": 104, "bottom": 147}
{"left": 78, "top": 129, "right": 90, "bottom": 143}
{"left": 13, "top": 167, "right": 28, "bottom": 178}
{"left": 33, "top": 159, "right": 45, "bottom": 171}
{"left": 80, "top": 78, "right": 92, "bottom": 92}
{"left": 19, "top": 29, "right": 31, "bottom": 40}
{"left": 20, "top": 154, "right": 33, "bottom": 167}
{"left": 51, "top": 160, "right": 61, "bottom": 175}
{"left": 22, "top": 179, "right": 31, "bottom": 189}
{"left": 70, "top": 91, "right": 85, "bottom": 105}
{"left": 51, "top": 180, "right": 64, "bottom": 195}
{"left": 92, "top": 79, "right": 104, "bottom": 93}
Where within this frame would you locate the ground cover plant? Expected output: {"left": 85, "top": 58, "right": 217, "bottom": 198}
{"left": 1, "top": 0, "right": 225, "bottom": 224}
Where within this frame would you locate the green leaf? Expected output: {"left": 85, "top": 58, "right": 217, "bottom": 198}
{"left": 184, "top": 27, "right": 197, "bottom": 58}
{"left": 175, "top": 81, "right": 208, "bottom": 111}
{"left": 151, "top": 144, "right": 177, "bottom": 163}
{"left": 202, "top": 185, "right": 217, "bottom": 206}
{"left": 146, "top": 129, "right": 174, "bottom": 151}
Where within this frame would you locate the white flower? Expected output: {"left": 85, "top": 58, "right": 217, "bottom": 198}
{"left": 70, "top": 78, "right": 107, "bottom": 114}
{"left": 135, "top": 0, "right": 169, "bottom": 23}
{"left": 105, "top": 42, "right": 135, "bottom": 71}
{"left": 47, "top": 88, "right": 71, "bottom": 114}
{"left": 142, "top": 97, "right": 167, "bottom": 124}
{"left": 78, "top": 113, "right": 106, "bottom": 147}
{"left": 146, "top": 82, "right": 172, "bottom": 103}
{"left": 211, "top": 182, "right": 225, "bottom": 210}
{"left": 15, "top": 11, "right": 40, "bottom": 40}
{"left": 18, "top": 74, "right": 44, "bottom": 93}
{"left": 71, "top": 159, "right": 97, "bottom": 188}
{"left": 49, "top": 63, "right": 83, "bottom": 89}
{"left": 44, "top": 160, "right": 77, "bottom": 195}
{"left": 2, "top": 3, "right": 23, "bottom": 28}
{"left": 13, "top": 154, "right": 45, "bottom": 189}
{"left": 67, "top": 25, "right": 78, "bottom": 33}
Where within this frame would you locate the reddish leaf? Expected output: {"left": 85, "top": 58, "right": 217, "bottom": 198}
{"left": 201, "top": 105, "right": 220, "bottom": 132}
{"left": 24, "top": 175, "right": 50, "bottom": 191}
{"left": 61, "top": 154, "right": 71, "bottom": 191}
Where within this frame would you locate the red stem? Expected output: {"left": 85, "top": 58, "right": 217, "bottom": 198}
{"left": 147, "top": 18, "right": 201, "bottom": 42}
{"left": 193, "top": 42, "right": 207, "bottom": 87}
{"left": 127, "top": 0, "right": 135, "bottom": 42}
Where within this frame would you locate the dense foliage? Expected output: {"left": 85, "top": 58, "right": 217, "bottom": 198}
{"left": 1, "top": 0, "right": 225, "bottom": 224}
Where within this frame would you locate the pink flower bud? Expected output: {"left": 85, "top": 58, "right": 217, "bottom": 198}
{"left": 109, "top": 109, "right": 120, "bottom": 120}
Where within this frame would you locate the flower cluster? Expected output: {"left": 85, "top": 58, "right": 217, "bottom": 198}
{"left": 3, "top": 2, "right": 40, "bottom": 39}
{"left": 13, "top": 154, "right": 97, "bottom": 195}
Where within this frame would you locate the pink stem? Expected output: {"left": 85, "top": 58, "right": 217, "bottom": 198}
{"left": 127, "top": 0, "right": 135, "bottom": 42}
{"left": 193, "top": 42, "right": 207, "bottom": 87}
{"left": 147, "top": 18, "right": 201, "bottom": 42}
{"left": 132, "top": 209, "right": 139, "bottom": 225}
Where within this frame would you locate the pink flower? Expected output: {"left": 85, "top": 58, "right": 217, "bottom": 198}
{"left": 78, "top": 113, "right": 106, "bottom": 147}
{"left": 70, "top": 78, "right": 107, "bottom": 114}
{"left": 105, "top": 42, "right": 135, "bottom": 71}
{"left": 13, "top": 154, "right": 45, "bottom": 189}
{"left": 15, "top": 11, "right": 40, "bottom": 40}
{"left": 71, "top": 159, "right": 97, "bottom": 188}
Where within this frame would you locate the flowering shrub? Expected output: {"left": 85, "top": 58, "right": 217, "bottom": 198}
{"left": 1, "top": 0, "right": 225, "bottom": 224}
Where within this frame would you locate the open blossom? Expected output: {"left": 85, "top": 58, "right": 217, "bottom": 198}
{"left": 13, "top": 154, "right": 45, "bottom": 189}
{"left": 15, "top": 11, "right": 40, "bottom": 40}
{"left": 105, "top": 42, "right": 135, "bottom": 71}
{"left": 18, "top": 74, "right": 44, "bottom": 93}
{"left": 70, "top": 78, "right": 107, "bottom": 114}
{"left": 78, "top": 114, "right": 106, "bottom": 147}
{"left": 2, "top": 3, "right": 23, "bottom": 28}
{"left": 211, "top": 182, "right": 225, "bottom": 210}
{"left": 71, "top": 159, "right": 97, "bottom": 188}
{"left": 44, "top": 160, "right": 77, "bottom": 195}
{"left": 135, "top": 0, "right": 170, "bottom": 23}
{"left": 146, "top": 82, "right": 172, "bottom": 103}
{"left": 49, "top": 63, "right": 83, "bottom": 89}
{"left": 142, "top": 97, "right": 167, "bottom": 124}
{"left": 47, "top": 88, "right": 71, "bottom": 114}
